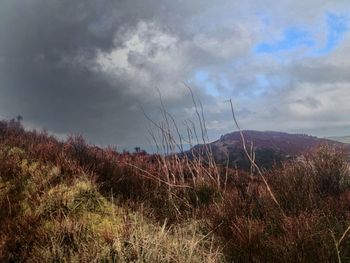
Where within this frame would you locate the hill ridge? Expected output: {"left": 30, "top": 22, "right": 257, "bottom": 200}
{"left": 189, "top": 130, "right": 350, "bottom": 169}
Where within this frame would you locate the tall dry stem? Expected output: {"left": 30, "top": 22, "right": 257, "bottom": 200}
{"left": 227, "top": 98, "right": 284, "bottom": 214}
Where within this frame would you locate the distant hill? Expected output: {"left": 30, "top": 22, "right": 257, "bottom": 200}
{"left": 326, "top": 136, "right": 350, "bottom": 144}
{"left": 188, "top": 130, "right": 350, "bottom": 170}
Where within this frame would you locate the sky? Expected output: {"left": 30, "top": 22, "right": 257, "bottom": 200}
{"left": 1, "top": 0, "right": 350, "bottom": 150}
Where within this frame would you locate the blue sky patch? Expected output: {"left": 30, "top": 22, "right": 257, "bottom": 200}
{"left": 315, "top": 13, "right": 349, "bottom": 55}
{"left": 192, "top": 12, "right": 350, "bottom": 100}
{"left": 193, "top": 70, "right": 220, "bottom": 97}
{"left": 255, "top": 27, "right": 315, "bottom": 54}
{"left": 255, "top": 12, "right": 350, "bottom": 57}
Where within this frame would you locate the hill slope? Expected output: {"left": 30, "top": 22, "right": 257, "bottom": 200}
{"left": 3, "top": 120, "right": 350, "bottom": 262}
{"left": 189, "top": 130, "right": 350, "bottom": 169}
{"left": 0, "top": 121, "right": 222, "bottom": 262}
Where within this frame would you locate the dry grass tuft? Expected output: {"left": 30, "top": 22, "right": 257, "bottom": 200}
{"left": 1, "top": 115, "right": 350, "bottom": 262}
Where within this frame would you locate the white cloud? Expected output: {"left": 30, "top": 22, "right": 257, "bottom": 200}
{"left": 2, "top": 0, "right": 350, "bottom": 147}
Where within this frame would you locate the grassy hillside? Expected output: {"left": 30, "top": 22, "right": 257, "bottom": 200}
{"left": 0, "top": 120, "right": 223, "bottom": 262}
{"left": 2, "top": 119, "right": 350, "bottom": 262}
{"left": 189, "top": 130, "right": 350, "bottom": 170}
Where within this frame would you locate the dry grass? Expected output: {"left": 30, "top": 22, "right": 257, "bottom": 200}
{"left": 0, "top": 120, "right": 224, "bottom": 262}
{"left": 1, "top": 116, "right": 350, "bottom": 262}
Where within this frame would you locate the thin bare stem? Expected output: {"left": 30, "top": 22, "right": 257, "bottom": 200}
{"left": 338, "top": 225, "right": 350, "bottom": 247}
{"left": 226, "top": 99, "right": 284, "bottom": 214}
{"left": 330, "top": 230, "right": 342, "bottom": 263}
{"left": 123, "top": 161, "right": 192, "bottom": 189}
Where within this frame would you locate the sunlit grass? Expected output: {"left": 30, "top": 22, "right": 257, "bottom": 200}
{"left": 1, "top": 119, "right": 350, "bottom": 262}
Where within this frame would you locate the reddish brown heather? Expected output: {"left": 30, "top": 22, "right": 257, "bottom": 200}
{"left": 1, "top": 119, "right": 350, "bottom": 262}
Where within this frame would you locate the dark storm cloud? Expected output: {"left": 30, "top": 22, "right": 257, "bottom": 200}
{"left": 0, "top": 0, "right": 184, "bottom": 147}
{"left": 0, "top": 0, "right": 252, "bottom": 148}
{"left": 1, "top": 0, "right": 350, "bottom": 148}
